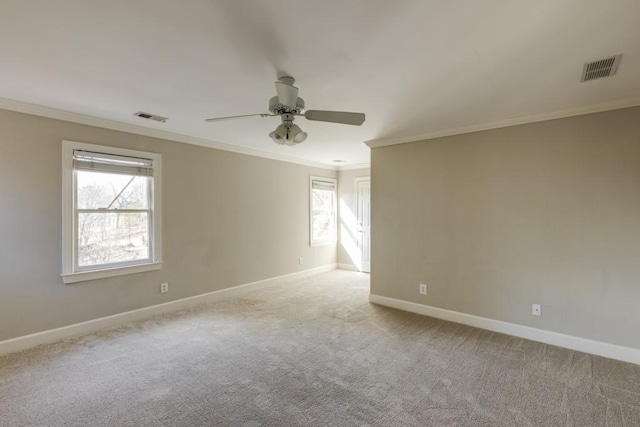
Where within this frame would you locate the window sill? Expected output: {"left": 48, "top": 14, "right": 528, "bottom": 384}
{"left": 62, "top": 262, "right": 162, "bottom": 284}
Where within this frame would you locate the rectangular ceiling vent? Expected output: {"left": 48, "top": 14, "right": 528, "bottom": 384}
{"left": 580, "top": 54, "right": 622, "bottom": 82}
{"left": 133, "top": 111, "right": 168, "bottom": 123}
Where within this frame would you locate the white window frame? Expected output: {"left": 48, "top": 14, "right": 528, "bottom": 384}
{"left": 310, "top": 176, "right": 337, "bottom": 247}
{"left": 62, "top": 140, "right": 162, "bottom": 284}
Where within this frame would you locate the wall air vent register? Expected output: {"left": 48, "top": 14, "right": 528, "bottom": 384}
{"left": 133, "top": 111, "right": 168, "bottom": 123}
{"left": 581, "top": 54, "right": 622, "bottom": 82}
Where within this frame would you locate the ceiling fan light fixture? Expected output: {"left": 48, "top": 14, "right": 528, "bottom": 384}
{"left": 270, "top": 123, "right": 307, "bottom": 146}
{"left": 289, "top": 124, "right": 307, "bottom": 144}
{"left": 269, "top": 126, "right": 286, "bottom": 145}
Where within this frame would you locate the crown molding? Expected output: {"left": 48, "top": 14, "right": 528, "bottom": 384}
{"left": 365, "top": 96, "right": 640, "bottom": 148}
{"left": 0, "top": 97, "right": 337, "bottom": 171}
{"left": 338, "top": 162, "right": 370, "bottom": 171}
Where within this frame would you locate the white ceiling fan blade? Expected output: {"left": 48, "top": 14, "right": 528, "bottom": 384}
{"left": 304, "top": 110, "right": 365, "bottom": 126}
{"left": 275, "top": 81, "right": 299, "bottom": 108}
{"left": 205, "top": 113, "right": 272, "bottom": 122}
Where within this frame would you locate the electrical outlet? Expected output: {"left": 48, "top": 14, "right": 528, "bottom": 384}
{"left": 532, "top": 304, "right": 541, "bottom": 316}
{"left": 160, "top": 282, "right": 168, "bottom": 294}
{"left": 298, "top": 258, "right": 304, "bottom": 265}
{"left": 419, "top": 283, "right": 427, "bottom": 295}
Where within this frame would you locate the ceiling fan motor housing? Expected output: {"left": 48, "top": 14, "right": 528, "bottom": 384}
{"left": 268, "top": 96, "right": 305, "bottom": 115}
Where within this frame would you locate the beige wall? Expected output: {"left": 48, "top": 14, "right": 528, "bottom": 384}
{"left": 0, "top": 109, "right": 336, "bottom": 341}
{"left": 371, "top": 106, "right": 640, "bottom": 349}
{"left": 337, "top": 168, "right": 371, "bottom": 269}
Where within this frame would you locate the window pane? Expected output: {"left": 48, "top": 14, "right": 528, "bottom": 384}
{"left": 312, "top": 189, "right": 334, "bottom": 212}
{"left": 312, "top": 211, "right": 335, "bottom": 242}
{"left": 311, "top": 180, "right": 336, "bottom": 244}
{"left": 77, "top": 212, "right": 149, "bottom": 267}
{"left": 77, "top": 171, "right": 149, "bottom": 210}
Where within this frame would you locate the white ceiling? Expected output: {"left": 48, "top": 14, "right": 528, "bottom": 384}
{"left": 1, "top": 0, "right": 639, "bottom": 167}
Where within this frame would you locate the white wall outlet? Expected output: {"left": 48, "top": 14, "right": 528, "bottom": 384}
{"left": 160, "top": 282, "right": 168, "bottom": 294}
{"left": 419, "top": 283, "right": 427, "bottom": 295}
{"left": 298, "top": 258, "right": 304, "bottom": 265}
{"left": 532, "top": 304, "right": 541, "bottom": 316}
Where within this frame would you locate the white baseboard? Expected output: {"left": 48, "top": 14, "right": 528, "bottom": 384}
{"left": 0, "top": 264, "right": 336, "bottom": 356}
{"left": 369, "top": 294, "right": 640, "bottom": 365}
{"left": 337, "top": 263, "right": 359, "bottom": 271}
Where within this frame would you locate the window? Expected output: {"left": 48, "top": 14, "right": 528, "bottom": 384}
{"left": 62, "top": 141, "right": 161, "bottom": 283}
{"left": 310, "top": 176, "right": 337, "bottom": 246}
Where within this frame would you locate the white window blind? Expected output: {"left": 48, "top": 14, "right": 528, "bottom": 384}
{"left": 73, "top": 150, "right": 154, "bottom": 176}
{"left": 311, "top": 180, "right": 336, "bottom": 192}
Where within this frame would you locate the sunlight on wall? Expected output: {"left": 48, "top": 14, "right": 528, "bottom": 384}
{"left": 339, "top": 198, "right": 362, "bottom": 270}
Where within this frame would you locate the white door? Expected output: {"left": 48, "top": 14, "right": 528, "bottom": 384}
{"left": 356, "top": 178, "right": 371, "bottom": 273}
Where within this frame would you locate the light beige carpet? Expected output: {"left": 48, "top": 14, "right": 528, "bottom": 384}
{"left": 1, "top": 270, "right": 639, "bottom": 426}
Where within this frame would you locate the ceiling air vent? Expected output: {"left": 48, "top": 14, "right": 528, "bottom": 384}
{"left": 133, "top": 111, "right": 168, "bottom": 123}
{"left": 580, "top": 54, "right": 622, "bottom": 82}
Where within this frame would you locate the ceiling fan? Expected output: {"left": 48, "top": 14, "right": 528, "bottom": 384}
{"left": 205, "top": 76, "right": 365, "bottom": 146}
